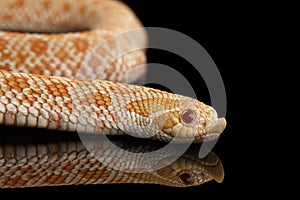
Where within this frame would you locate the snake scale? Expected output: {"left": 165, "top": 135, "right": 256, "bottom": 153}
{"left": 0, "top": 0, "right": 226, "bottom": 188}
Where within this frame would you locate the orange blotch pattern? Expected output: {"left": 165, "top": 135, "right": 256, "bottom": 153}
{"left": 127, "top": 98, "right": 179, "bottom": 118}
{"left": 1, "top": 14, "right": 13, "bottom": 21}
{"left": 79, "top": 5, "right": 87, "bottom": 15}
{"left": 88, "top": 56, "right": 102, "bottom": 69}
{"left": 0, "top": 74, "right": 35, "bottom": 106}
{"left": 63, "top": 2, "right": 71, "bottom": 11}
{"left": 28, "top": 38, "right": 48, "bottom": 57}
{"left": 42, "top": 0, "right": 51, "bottom": 10}
{"left": 8, "top": 0, "right": 25, "bottom": 9}
{"left": 0, "top": 38, "right": 8, "bottom": 51}
{"left": 46, "top": 82, "right": 70, "bottom": 98}
{"left": 93, "top": 92, "right": 112, "bottom": 109}
{"left": 15, "top": 51, "right": 29, "bottom": 69}
{"left": 71, "top": 38, "right": 89, "bottom": 52}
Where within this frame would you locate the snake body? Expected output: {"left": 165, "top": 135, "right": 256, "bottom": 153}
{"left": 0, "top": 0, "right": 226, "bottom": 187}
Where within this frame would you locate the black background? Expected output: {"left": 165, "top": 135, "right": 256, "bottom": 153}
{"left": 0, "top": 1, "right": 256, "bottom": 198}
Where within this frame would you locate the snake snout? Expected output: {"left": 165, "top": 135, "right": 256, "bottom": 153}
{"left": 205, "top": 118, "right": 227, "bottom": 139}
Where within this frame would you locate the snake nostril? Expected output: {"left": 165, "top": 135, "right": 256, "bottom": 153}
{"left": 179, "top": 172, "right": 194, "bottom": 185}
{"left": 181, "top": 109, "right": 196, "bottom": 124}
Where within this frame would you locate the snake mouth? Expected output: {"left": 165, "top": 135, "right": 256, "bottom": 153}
{"left": 205, "top": 118, "right": 227, "bottom": 140}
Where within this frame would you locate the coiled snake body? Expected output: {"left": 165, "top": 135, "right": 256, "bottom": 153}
{"left": 0, "top": 0, "right": 226, "bottom": 188}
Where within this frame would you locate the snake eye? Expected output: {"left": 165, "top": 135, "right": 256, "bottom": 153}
{"left": 181, "top": 109, "right": 196, "bottom": 124}
{"left": 179, "top": 172, "right": 194, "bottom": 185}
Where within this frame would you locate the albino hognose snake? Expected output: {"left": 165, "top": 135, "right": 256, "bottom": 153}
{"left": 0, "top": 0, "right": 226, "bottom": 188}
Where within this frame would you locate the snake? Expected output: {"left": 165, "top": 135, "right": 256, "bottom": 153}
{"left": 0, "top": 0, "right": 226, "bottom": 187}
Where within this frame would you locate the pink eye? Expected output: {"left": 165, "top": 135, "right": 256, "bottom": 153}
{"left": 181, "top": 109, "right": 196, "bottom": 124}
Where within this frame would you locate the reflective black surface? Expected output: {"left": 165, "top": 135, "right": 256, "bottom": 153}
{"left": 0, "top": 0, "right": 249, "bottom": 198}
{"left": 0, "top": 125, "right": 224, "bottom": 188}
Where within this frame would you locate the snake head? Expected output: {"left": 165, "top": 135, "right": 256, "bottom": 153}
{"left": 153, "top": 95, "right": 226, "bottom": 143}
{"left": 152, "top": 151, "right": 224, "bottom": 187}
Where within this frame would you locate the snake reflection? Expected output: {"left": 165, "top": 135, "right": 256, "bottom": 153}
{"left": 0, "top": 127, "right": 224, "bottom": 188}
